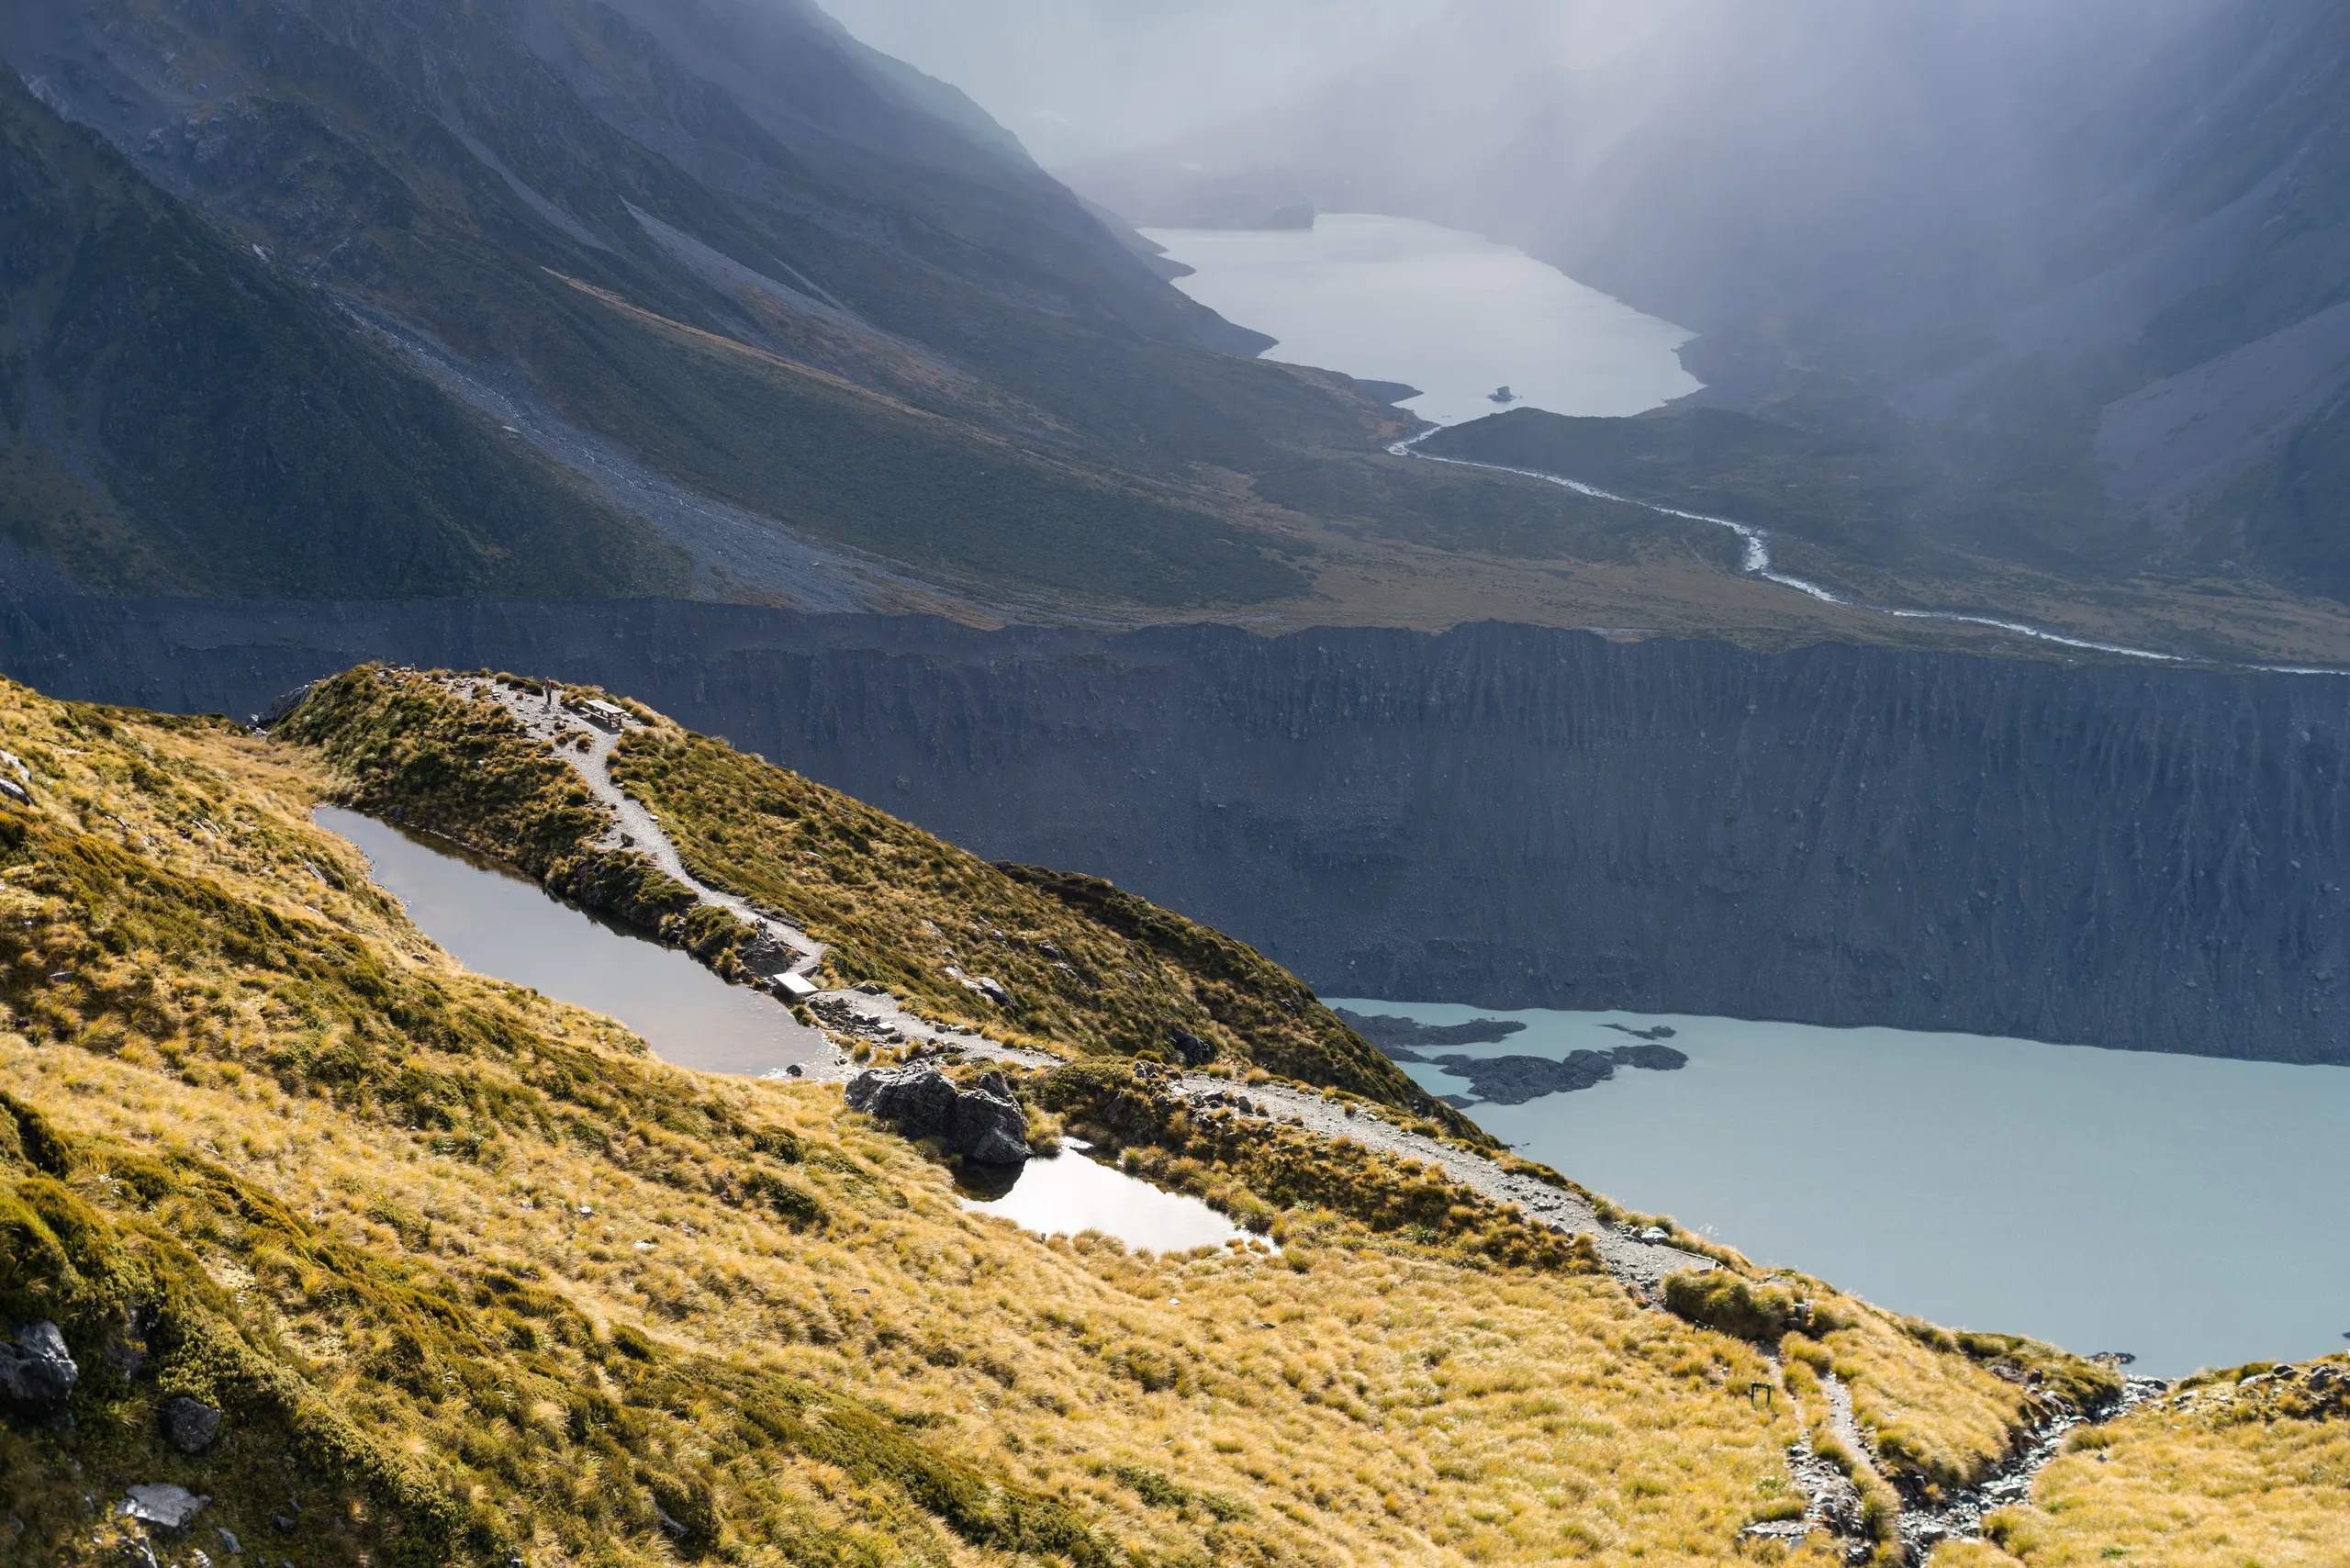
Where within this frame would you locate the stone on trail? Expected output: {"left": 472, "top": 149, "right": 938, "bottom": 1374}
{"left": 120, "top": 1483, "right": 209, "bottom": 1530}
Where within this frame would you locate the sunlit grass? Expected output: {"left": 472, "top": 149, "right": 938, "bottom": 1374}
{"left": 0, "top": 677, "right": 1825, "bottom": 1563}
{"left": 1937, "top": 1361, "right": 2350, "bottom": 1568}
{"left": 0, "top": 673, "right": 2251, "bottom": 1568}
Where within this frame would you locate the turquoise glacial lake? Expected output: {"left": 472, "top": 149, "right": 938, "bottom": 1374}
{"left": 1145, "top": 212, "right": 1700, "bottom": 425}
{"left": 1331, "top": 998, "right": 2350, "bottom": 1378}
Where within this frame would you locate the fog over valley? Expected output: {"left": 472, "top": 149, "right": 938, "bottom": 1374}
{"left": 815, "top": 0, "right": 1449, "bottom": 163}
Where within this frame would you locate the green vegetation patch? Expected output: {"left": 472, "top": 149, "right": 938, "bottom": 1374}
{"left": 604, "top": 717, "right": 1475, "bottom": 1128}
{"left": 0, "top": 1106, "right": 1103, "bottom": 1567}
{"left": 280, "top": 668, "right": 763, "bottom": 974}
{"left": 1662, "top": 1270, "right": 1846, "bottom": 1343}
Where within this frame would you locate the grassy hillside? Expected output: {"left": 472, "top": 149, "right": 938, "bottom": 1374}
{"left": 0, "top": 667, "right": 2318, "bottom": 1564}
{"left": 1929, "top": 1359, "right": 2350, "bottom": 1567}
{"left": 0, "top": 675, "right": 1802, "bottom": 1564}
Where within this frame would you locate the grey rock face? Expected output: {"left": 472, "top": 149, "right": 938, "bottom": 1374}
{"left": 252, "top": 681, "right": 319, "bottom": 728}
{"left": 1169, "top": 1029, "right": 1215, "bottom": 1066}
{"left": 161, "top": 1395, "right": 221, "bottom": 1453}
{"left": 120, "top": 1483, "right": 208, "bottom": 1530}
{"left": 0, "top": 1320, "right": 77, "bottom": 1412}
{"left": 846, "top": 1065, "right": 1031, "bottom": 1165}
{"left": 740, "top": 927, "right": 797, "bottom": 979}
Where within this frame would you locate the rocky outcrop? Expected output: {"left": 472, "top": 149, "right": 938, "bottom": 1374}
{"left": 1425, "top": 1044, "right": 1690, "bottom": 1104}
{"left": 6, "top": 599, "right": 2348, "bottom": 1064}
{"left": 0, "top": 1320, "right": 76, "bottom": 1413}
{"left": 846, "top": 1066, "right": 1032, "bottom": 1166}
{"left": 1335, "top": 1009, "right": 1527, "bottom": 1054}
{"left": 160, "top": 1395, "right": 220, "bottom": 1454}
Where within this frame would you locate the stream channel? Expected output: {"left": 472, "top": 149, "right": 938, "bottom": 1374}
{"left": 1155, "top": 209, "right": 2349, "bottom": 671}
{"left": 1337, "top": 997, "right": 2350, "bottom": 1379}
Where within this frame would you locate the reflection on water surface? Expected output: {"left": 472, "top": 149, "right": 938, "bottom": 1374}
{"left": 962, "top": 1140, "right": 1260, "bottom": 1255}
{"left": 318, "top": 806, "right": 824, "bottom": 1078}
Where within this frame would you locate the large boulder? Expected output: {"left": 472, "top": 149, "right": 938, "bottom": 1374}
{"left": 161, "top": 1395, "right": 221, "bottom": 1453}
{"left": 0, "top": 1321, "right": 77, "bottom": 1413}
{"left": 845, "top": 1066, "right": 1031, "bottom": 1166}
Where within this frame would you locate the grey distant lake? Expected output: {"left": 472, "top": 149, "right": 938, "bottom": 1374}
{"left": 1144, "top": 212, "right": 1700, "bottom": 425}
{"left": 1334, "top": 998, "right": 2350, "bottom": 1379}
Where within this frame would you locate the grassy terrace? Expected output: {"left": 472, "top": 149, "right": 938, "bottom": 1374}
{"left": 602, "top": 721, "right": 1435, "bottom": 1105}
{"left": 0, "top": 669, "right": 2332, "bottom": 1564}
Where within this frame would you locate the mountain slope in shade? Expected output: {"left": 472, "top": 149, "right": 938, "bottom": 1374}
{"left": 0, "top": 0, "right": 1425, "bottom": 610}
{"left": 0, "top": 67, "right": 687, "bottom": 598}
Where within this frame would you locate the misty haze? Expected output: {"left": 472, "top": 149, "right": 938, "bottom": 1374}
{"left": 1145, "top": 214, "right": 1700, "bottom": 424}
{"left": 1, "top": 1, "right": 2345, "bottom": 1562}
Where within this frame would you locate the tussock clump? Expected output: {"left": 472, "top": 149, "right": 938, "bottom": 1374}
{"left": 1663, "top": 1271, "right": 1841, "bottom": 1342}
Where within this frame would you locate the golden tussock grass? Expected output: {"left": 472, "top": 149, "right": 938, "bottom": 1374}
{"left": 1935, "top": 1361, "right": 2350, "bottom": 1568}
{"left": 0, "top": 678, "right": 1834, "bottom": 1564}
{"left": 0, "top": 673, "right": 2280, "bottom": 1567}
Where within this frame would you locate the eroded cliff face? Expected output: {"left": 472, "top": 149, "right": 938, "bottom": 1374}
{"left": 6, "top": 598, "right": 2341, "bottom": 1062}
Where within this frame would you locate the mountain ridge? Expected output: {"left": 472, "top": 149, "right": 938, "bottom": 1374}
{"left": 0, "top": 599, "right": 2338, "bottom": 1068}
{"left": 0, "top": 0, "right": 1389, "bottom": 610}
